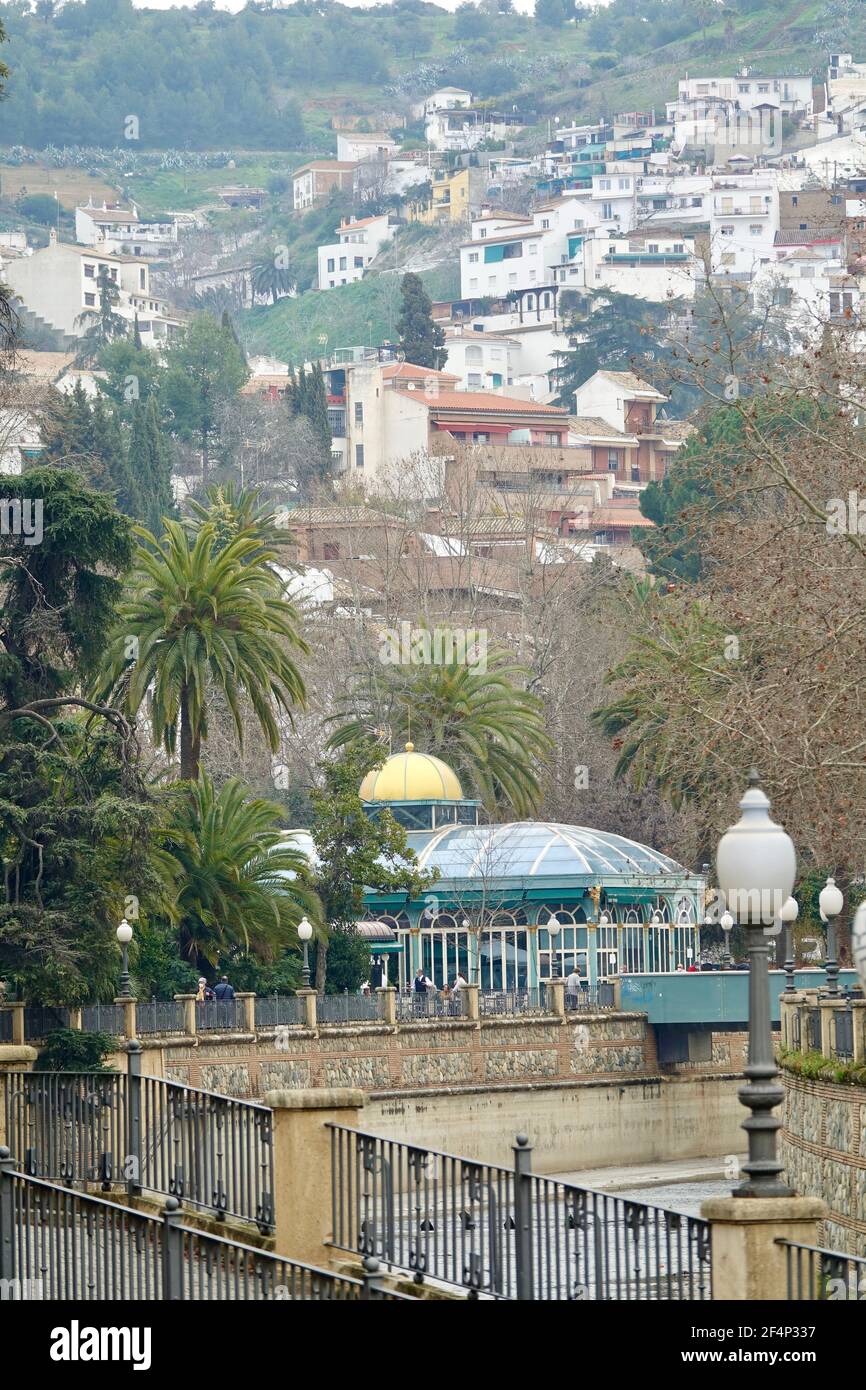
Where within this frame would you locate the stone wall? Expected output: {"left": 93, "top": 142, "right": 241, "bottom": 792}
{"left": 782, "top": 1072, "right": 866, "bottom": 1255}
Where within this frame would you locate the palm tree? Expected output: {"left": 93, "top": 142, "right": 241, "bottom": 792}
{"left": 159, "top": 775, "right": 322, "bottom": 970}
{"left": 102, "top": 520, "right": 307, "bottom": 780}
{"left": 326, "top": 651, "right": 552, "bottom": 817}
{"left": 185, "top": 481, "right": 288, "bottom": 561}
{"left": 250, "top": 256, "right": 294, "bottom": 305}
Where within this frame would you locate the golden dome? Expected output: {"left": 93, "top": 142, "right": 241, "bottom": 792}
{"left": 360, "top": 743, "right": 464, "bottom": 803}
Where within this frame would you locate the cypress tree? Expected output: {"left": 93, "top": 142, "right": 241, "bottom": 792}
{"left": 128, "top": 396, "right": 175, "bottom": 535}
{"left": 396, "top": 271, "right": 447, "bottom": 370}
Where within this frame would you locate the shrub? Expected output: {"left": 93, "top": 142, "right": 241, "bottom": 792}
{"left": 34, "top": 1029, "right": 117, "bottom": 1072}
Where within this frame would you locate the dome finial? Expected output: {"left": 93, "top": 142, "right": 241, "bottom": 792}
{"left": 405, "top": 740, "right": 415, "bottom": 753}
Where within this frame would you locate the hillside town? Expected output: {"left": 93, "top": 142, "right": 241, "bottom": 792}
{"left": 2, "top": 0, "right": 866, "bottom": 1328}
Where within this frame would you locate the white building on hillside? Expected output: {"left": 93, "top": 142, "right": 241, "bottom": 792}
{"left": 710, "top": 172, "right": 780, "bottom": 279}
{"left": 3, "top": 231, "right": 182, "bottom": 344}
{"left": 581, "top": 231, "right": 699, "bottom": 301}
{"left": 317, "top": 213, "right": 397, "bottom": 290}
{"left": 336, "top": 132, "right": 399, "bottom": 164}
{"left": 75, "top": 201, "right": 179, "bottom": 258}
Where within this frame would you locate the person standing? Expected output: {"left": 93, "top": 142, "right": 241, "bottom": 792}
{"left": 564, "top": 966, "right": 581, "bottom": 1009}
{"left": 413, "top": 969, "right": 427, "bottom": 994}
{"left": 213, "top": 975, "right": 235, "bottom": 1001}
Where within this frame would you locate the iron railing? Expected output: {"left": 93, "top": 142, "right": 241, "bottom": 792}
{"left": 254, "top": 994, "right": 307, "bottom": 1028}
{"left": 834, "top": 1007, "right": 854, "bottom": 1060}
{"left": 806, "top": 1008, "right": 822, "bottom": 1052}
{"left": 318, "top": 992, "right": 382, "bottom": 1025}
{"left": 777, "top": 1240, "right": 866, "bottom": 1300}
{"left": 195, "top": 999, "right": 242, "bottom": 1032}
{"left": 0, "top": 1067, "right": 275, "bottom": 1232}
{"left": 80, "top": 1003, "right": 125, "bottom": 1034}
{"left": 22, "top": 1006, "right": 70, "bottom": 1041}
{"left": 479, "top": 989, "right": 545, "bottom": 1017}
{"left": 0, "top": 1010, "right": 11, "bottom": 1043}
{"left": 136, "top": 999, "right": 186, "bottom": 1035}
{"left": 328, "top": 1126, "right": 712, "bottom": 1301}
{"left": 396, "top": 992, "right": 466, "bottom": 1021}
{"left": 0, "top": 1155, "right": 409, "bottom": 1300}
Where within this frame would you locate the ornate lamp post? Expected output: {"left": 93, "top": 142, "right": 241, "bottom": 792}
{"left": 116, "top": 918, "right": 133, "bottom": 998}
{"left": 720, "top": 911, "right": 734, "bottom": 969}
{"left": 780, "top": 896, "right": 798, "bottom": 994}
{"left": 716, "top": 770, "right": 796, "bottom": 1198}
{"left": 818, "top": 876, "right": 843, "bottom": 997}
{"left": 297, "top": 916, "right": 313, "bottom": 989}
{"left": 546, "top": 914, "right": 562, "bottom": 978}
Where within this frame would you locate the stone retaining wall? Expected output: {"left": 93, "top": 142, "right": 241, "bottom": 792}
{"left": 782, "top": 1071, "right": 866, "bottom": 1255}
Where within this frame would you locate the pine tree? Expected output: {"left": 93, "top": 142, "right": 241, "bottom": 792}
{"left": 44, "top": 383, "right": 140, "bottom": 514}
{"left": 133, "top": 314, "right": 143, "bottom": 351}
{"left": 222, "top": 308, "right": 248, "bottom": 370}
{"left": 396, "top": 271, "right": 446, "bottom": 370}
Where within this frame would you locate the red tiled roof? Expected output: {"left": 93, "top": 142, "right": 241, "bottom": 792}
{"left": 381, "top": 362, "right": 460, "bottom": 382}
{"left": 420, "top": 391, "right": 569, "bottom": 416}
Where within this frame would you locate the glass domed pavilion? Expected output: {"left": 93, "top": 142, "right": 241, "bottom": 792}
{"left": 360, "top": 744, "right": 704, "bottom": 993}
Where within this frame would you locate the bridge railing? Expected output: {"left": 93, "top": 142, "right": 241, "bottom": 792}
{"left": 327, "top": 1125, "right": 712, "bottom": 1301}
{"left": 776, "top": 1239, "right": 866, "bottom": 1301}
{"left": 0, "top": 1152, "right": 408, "bottom": 1301}
{"left": 0, "top": 1067, "right": 275, "bottom": 1233}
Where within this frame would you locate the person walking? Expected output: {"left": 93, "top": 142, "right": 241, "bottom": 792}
{"left": 213, "top": 975, "right": 235, "bottom": 1001}
{"left": 565, "top": 966, "right": 581, "bottom": 1009}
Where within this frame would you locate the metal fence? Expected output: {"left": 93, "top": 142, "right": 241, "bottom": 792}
{"left": 0, "top": 1156, "right": 409, "bottom": 1301}
{"left": 834, "top": 1007, "right": 854, "bottom": 1060}
{"left": 136, "top": 1000, "right": 185, "bottom": 1035}
{"left": 80, "top": 1003, "right": 125, "bottom": 1035}
{"left": 328, "top": 1126, "right": 712, "bottom": 1301}
{"left": 479, "top": 989, "right": 545, "bottom": 1017}
{"left": 806, "top": 1008, "right": 822, "bottom": 1052}
{"left": 777, "top": 1240, "right": 866, "bottom": 1301}
{"left": 195, "top": 999, "right": 242, "bottom": 1032}
{"left": 0, "top": 1068, "right": 275, "bottom": 1232}
{"left": 318, "top": 991, "right": 382, "bottom": 1025}
{"left": 396, "top": 992, "right": 466, "bottom": 1021}
{"left": 0, "top": 1010, "right": 10, "bottom": 1043}
{"left": 22, "top": 1006, "right": 70, "bottom": 1041}
{"left": 254, "top": 994, "right": 307, "bottom": 1028}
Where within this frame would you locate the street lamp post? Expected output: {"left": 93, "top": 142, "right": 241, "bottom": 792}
{"left": 297, "top": 916, "right": 313, "bottom": 989}
{"left": 780, "top": 896, "right": 799, "bottom": 994}
{"left": 818, "top": 876, "right": 843, "bottom": 997}
{"left": 546, "top": 915, "right": 562, "bottom": 978}
{"left": 716, "top": 769, "right": 796, "bottom": 1198}
{"left": 720, "top": 911, "right": 734, "bottom": 969}
{"left": 116, "top": 918, "right": 133, "bottom": 998}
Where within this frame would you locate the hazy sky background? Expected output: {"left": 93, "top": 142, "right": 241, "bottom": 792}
{"left": 131, "top": 1, "right": 541, "bottom": 13}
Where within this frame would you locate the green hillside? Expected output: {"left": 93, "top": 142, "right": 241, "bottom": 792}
{"left": 240, "top": 264, "right": 460, "bottom": 364}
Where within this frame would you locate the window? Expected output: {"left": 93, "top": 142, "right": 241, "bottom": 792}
{"left": 607, "top": 449, "right": 620, "bottom": 471}
{"left": 738, "top": 84, "right": 750, "bottom": 94}
{"left": 593, "top": 530, "right": 610, "bottom": 544}
{"left": 791, "top": 195, "right": 798, "bottom": 206}
{"left": 354, "top": 401, "right": 363, "bottom": 425}
{"left": 545, "top": 432, "right": 560, "bottom": 446}
{"left": 602, "top": 202, "right": 613, "bottom": 219}
{"left": 542, "top": 292, "right": 552, "bottom": 308}
{"left": 750, "top": 224, "right": 762, "bottom": 236}
{"left": 598, "top": 178, "right": 611, "bottom": 191}
{"left": 831, "top": 194, "right": 842, "bottom": 205}
{"left": 84, "top": 264, "right": 95, "bottom": 278}
{"left": 479, "top": 228, "right": 487, "bottom": 238}
{"left": 469, "top": 277, "right": 478, "bottom": 291}
{"left": 720, "top": 224, "right": 734, "bottom": 236}
{"left": 327, "top": 258, "right": 335, "bottom": 273}
{"left": 339, "top": 256, "right": 347, "bottom": 271}
{"left": 355, "top": 444, "right": 365, "bottom": 468}
{"left": 648, "top": 243, "right": 659, "bottom": 254}
{"left": 799, "top": 266, "right": 815, "bottom": 279}
{"left": 84, "top": 292, "right": 96, "bottom": 306}
{"left": 799, "top": 222, "right": 807, "bottom": 230}
{"left": 354, "top": 256, "right": 364, "bottom": 268}
{"left": 758, "top": 84, "right": 769, "bottom": 94}
{"left": 541, "top": 218, "right": 550, "bottom": 229}
{"left": 509, "top": 272, "right": 518, "bottom": 284}
{"left": 469, "top": 252, "right": 479, "bottom": 263}
{"left": 618, "top": 178, "right": 630, "bottom": 190}
{"left": 467, "top": 373, "right": 482, "bottom": 387}
{"left": 525, "top": 294, "right": 535, "bottom": 310}
{"left": 673, "top": 243, "right": 684, "bottom": 254}
{"left": 528, "top": 242, "right": 537, "bottom": 255}
{"left": 472, "top": 432, "right": 489, "bottom": 443}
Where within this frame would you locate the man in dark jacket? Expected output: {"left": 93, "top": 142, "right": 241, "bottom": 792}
{"left": 214, "top": 975, "right": 235, "bottom": 1001}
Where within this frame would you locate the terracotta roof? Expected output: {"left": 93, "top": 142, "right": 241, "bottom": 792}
{"left": 472, "top": 212, "right": 532, "bottom": 223}
{"left": 337, "top": 214, "right": 391, "bottom": 232}
{"left": 461, "top": 229, "right": 542, "bottom": 248}
{"left": 12, "top": 350, "right": 76, "bottom": 382}
{"left": 572, "top": 506, "right": 655, "bottom": 529}
{"left": 593, "top": 370, "right": 668, "bottom": 399}
{"left": 285, "top": 506, "right": 400, "bottom": 527}
{"left": 570, "top": 415, "right": 636, "bottom": 442}
{"left": 655, "top": 419, "right": 696, "bottom": 443}
{"left": 774, "top": 228, "right": 844, "bottom": 245}
{"left": 293, "top": 160, "right": 357, "bottom": 175}
{"left": 443, "top": 329, "right": 519, "bottom": 344}
{"left": 78, "top": 207, "right": 138, "bottom": 224}
{"left": 421, "top": 391, "right": 569, "bottom": 416}
{"left": 381, "top": 362, "right": 459, "bottom": 383}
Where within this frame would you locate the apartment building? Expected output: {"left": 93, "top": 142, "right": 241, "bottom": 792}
{"left": 335, "top": 132, "right": 399, "bottom": 164}
{"left": 3, "top": 230, "right": 182, "bottom": 345}
{"left": 407, "top": 167, "right": 474, "bottom": 225}
{"left": 316, "top": 213, "right": 397, "bottom": 290}
{"left": 424, "top": 90, "right": 522, "bottom": 153}
{"left": 570, "top": 370, "right": 694, "bottom": 485}
{"left": 710, "top": 172, "right": 780, "bottom": 278}
{"left": 580, "top": 230, "right": 699, "bottom": 301}
{"left": 675, "top": 72, "right": 812, "bottom": 115}
{"left": 292, "top": 160, "right": 357, "bottom": 211}
{"left": 74, "top": 201, "right": 178, "bottom": 258}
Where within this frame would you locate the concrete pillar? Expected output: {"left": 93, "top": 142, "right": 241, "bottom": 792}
{"left": 461, "top": 983, "right": 479, "bottom": 1022}
{"left": 8, "top": 1005, "right": 23, "bottom": 1048}
{"left": 527, "top": 924, "right": 539, "bottom": 991}
{"left": 114, "top": 997, "right": 137, "bottom": 1040}
{"left": 174, "top": 994, "right": 196, "bottom": 1036}
{"left": 265, "top": 1087, "right": 365, "bottom": 1267}
{"left": 68, "top": 1006, "right": 82, "bottom": 1031}
{"left": 296, "top": 988, "right": 317, "bottom": 1030}
{"left": 409, "top": 927, "right": 421, "bottom": 980}
{"left": 546, "top": 977, "right": 565, "bottom": 1018}
{"left": 852, "top": 1000, "right": 866, "bottom": 1063}
{"left": 236, "top": 992, "right": 256, "bottom": 1032}
{"left": 819, "top": 998, "right": 843, "bottom": 1056}
{"left": 701, "top": 1197, "right": 826, "bottom": 1300}
{"left": 586, "top": 924, "right": 598, "bottom": 992}
{"left": 377, "top": 986, "right": 396, "bottom": 1026}
{"left": 0, "top": 1047, "right": 38, "bottom": 1149}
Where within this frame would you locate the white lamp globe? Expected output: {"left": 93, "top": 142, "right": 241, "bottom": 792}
{"left": 297, "top": 916, "right": 313, "bottom": 943}
{"left": 599, "top": 912, "right": 610, "bottom": 926}
{"left": 116, "top": 918, "right": 133, "bottom": 945}
{"left": 546, "top": 915, "right": 561, "bottom": 937}
{"left": 818, "top": 877, "right": 843, "bottom": 920}
{"left": 715, "top": 772, "right": 796, "bottom": 925}
{"left": 779, "top": 896, "right": 799, "bottom": 924}
{"left": 720, "top": 911, "right": 734, "bottom": 933}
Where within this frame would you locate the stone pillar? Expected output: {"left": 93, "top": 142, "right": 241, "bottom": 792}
{"left": 296, "top": 988, "right": 317, "bottom": 1030}
{"left": 377, "top": 986, "right": 396, "bottom": 1026}
{"left": 461, "top": 983, "right": 479, "bottom": 1022}
{"left": 68, "top": 1006, "right": 82, "bottom": 1032}
{"left": 852, "top": 1000, "right": 866, "bottom": 1063}
{"left": 546, "top": 977, "right": 565, "bottom": 1019}
{"left": 114, "top": 997, "right": 137, "bottom": 1040}
{"left": 701, "top": 1197, "right": 826, "bottom": 1300}
{"left": 409, "top": 926, "right": 421, "bottom": 979}
{"left": 819, "top": 998, "right": 843, "bottom": 1057}
{"left": 175, "top": 994, "right": 196, "bottom": 1036}
{"left": 527, "top": 923, "right": 539, "bottom": 992}
{"left": 265, "top": 1087, "right": 365, "bottom": 1267}
{"left": 586, "top": 923, "right": 598, "bottom": 992}
{"left": 236, "top": 992, "right": 256, "bottom": 1033}
{"left": 611, "top": 977, "right": 622, "bottom": 1010}
{"left": 8, "top": 1004, "right": 24, "bottom": 1048}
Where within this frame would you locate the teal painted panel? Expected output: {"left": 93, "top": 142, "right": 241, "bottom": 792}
{"left": 619, "top": 970, "right": 860, "bottom": 1025}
